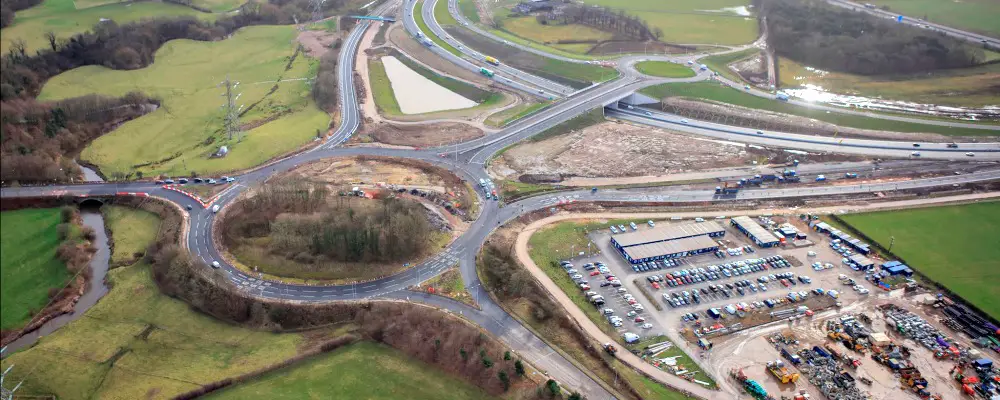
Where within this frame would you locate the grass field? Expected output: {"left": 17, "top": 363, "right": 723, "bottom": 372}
{"left": 635, "top": 61, "right": 696, "bottom": 78}
{"left": 456, "top": 0, "right": 479, "bottom": 23}
{"left": 839, "top": 201, "right": 1000, "bottom": 321}
{"left": 433, "top": 0, "right": 458, "bottom": 26}
{"left": 639, "top": 82, "right": 999, "bottom": 137}
{"left": 485, "top": 101, "right": 549, "bottom": 127}
{"left": 493, "top": 14, "right": 611, "bottom": 55}
{"left": 778, "top": 57, "right": 1000, "bottom": 108}
{"left": 40, "top": 26, "right": 329, "bottom": 178}
{"left": 207, "top": 342, "right": 498, "bottom": 400}
{"left": 1, "top": 0, "right": 213, "bottom": 54}
{"left": 526, "top": 221, "right": 716, "bottom": 388}
{"left": 0, "top": 208, "right": 73, "bottom": 330}
{"left": 867, "top": 0, "right": 1000, "bottom": 37}
{"left": 489, "top": 0, "right": 757, "bottom": 46}
{"left": 700, "top": 47, "right": 760, "bottom": 84}
{"left": 102, "top": 206, "right": 160, "bottom": 265}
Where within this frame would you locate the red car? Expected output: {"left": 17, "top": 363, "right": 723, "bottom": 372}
{"left": 605, "top": 275, "right": 617, "bottom": 281}
{"left": 780, "top": 279, "right": 790, "bottom": 287}
{"left": 634, "top": 316, "right": 646, "bottom": 323}
{"left": 651, "top": 282, "right": 661, "bottom": 289}
{"left": 590, "top": 270, "right": 601, "bottom": 276}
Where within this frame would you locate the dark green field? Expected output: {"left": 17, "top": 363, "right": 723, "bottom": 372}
{"left": 1, "top": 208, "right": 72, "bottom": 330}
{"left": 839, "top": 201, "right": 1000, "bottom": 320}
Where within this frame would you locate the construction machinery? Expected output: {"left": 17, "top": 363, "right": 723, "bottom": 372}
{"left": 603, "top": 343, "right": 618, "bottom": 356}
{"left": 767, "top": 360, "right": 801, "bottom": 384}
{"left": 731, "top": 369, "right": 773, "bottom": 400}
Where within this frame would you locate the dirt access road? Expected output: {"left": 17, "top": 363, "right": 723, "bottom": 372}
{"left": 512, "top": 191, "right": 1000, "bottom": 398}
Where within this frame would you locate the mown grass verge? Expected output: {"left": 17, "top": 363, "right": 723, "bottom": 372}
{"left": 485, "top": 102, "right": 550, "bottom": 128}
{"left": 635, "top": 61, "right": 696, "bottom": 78}
{"left": 640, "top": 82, "right": 999, "bottom": 136}
{"left": 414, "top": 0, "right": 463, "bottom": 56}
{"left": 700, "top": 48, "right": 760, "bottom": 84}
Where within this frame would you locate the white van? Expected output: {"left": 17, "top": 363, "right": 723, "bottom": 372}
{"left": 211, "top": 204, "right": 220, "bottom": 213}
{"left": 695, "top": 217, "right": 705, "bottom": 223}
{"left": 211, "top": 261, "right": 220, "bottom": 269}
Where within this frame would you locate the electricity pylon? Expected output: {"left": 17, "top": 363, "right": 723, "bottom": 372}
{"left": 219, "top": 75, "right": 244, "bottom": 142}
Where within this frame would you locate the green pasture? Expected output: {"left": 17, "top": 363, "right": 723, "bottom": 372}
{"left": 40, "top": 25, "right": 329, "bottom": 178}
{"left": 0, "top": 208, "right": 72, "bottom": 330}
{"left": 102, "top": 206, "right": 160, "bottom": 265}
{"left": 635, "top": 61, "right": 696, "bottom": 78}
{"left": 867, "top": 0, "right": 1000, "bottom": 37}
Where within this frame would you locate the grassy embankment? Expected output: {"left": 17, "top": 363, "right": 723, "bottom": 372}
{"left": 446, "top": 24, "right": 619, "bottom": 88}
{"left": 487, "top": 0, "right": 757, "bottom": 47}
{"left": 414, "top": 0, "right": 463, "bottom": 56}
{"left": 635, "top": 61, "right": 696, "bottom": 78}
{"left": 527, "top": 221, "right": 717, "bottom": 388}
{"left": 485, "top": 102, "right": 550, "bottom": 128}
{"left": 640, "top": 82, "right": 999, "bottom": 136}
{"left": 40, "top": 26, "right": 329, "bottom": 178}
{"left": 102, "top": 206, "right": 160, "bottom": 265}
{"left": 0, "top": 208, "right": 73, "bottom": 330}
{"left": 700, "top": 47, "right": 760, "bottom": 84}
{"left": 206, "top": 342, "right": 497, "bottom": 400}
{"left": 839, "top": 201, "right": 1000, "bottom": 321}
{"left": 778, "top": 57, "right": 1000, "bottom": 108}
{"left": 0, "top": 0, "right": 214, "bottom": 54}
{"left": 369, "top": 51, "right": 505, "bottom": 117}
{"left": 456, "top": 0, "right": 479, "bottom": 23}
{"left": 866, "top": 0, "right": 1000, "bottom": 37}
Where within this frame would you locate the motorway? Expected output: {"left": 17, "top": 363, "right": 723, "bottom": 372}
{"left": 3, "top": 0, "right": 1000, "bottom": 398}
{"left": 822, "top": 0, "right": 1000, "bottom": 49}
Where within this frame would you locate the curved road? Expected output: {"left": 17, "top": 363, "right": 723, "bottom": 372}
{"left": 4, "top": 0, "right": 1000, "bottom": 398}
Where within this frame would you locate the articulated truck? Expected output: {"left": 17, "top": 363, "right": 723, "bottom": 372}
{"left": 479, "top": 67, "right": 494, "bottom": 77}
{"left": 484, "top": 56, "right": 500, "bottom": 66}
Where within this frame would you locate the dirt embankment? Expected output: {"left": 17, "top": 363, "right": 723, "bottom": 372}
{"left": 365, "top": 121, "right": 484, "bottom": 147}
{"left": 490, "top": 120, "right": 863, "bottom": 184}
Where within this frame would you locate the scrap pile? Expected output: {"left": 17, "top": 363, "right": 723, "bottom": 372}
{"left": 731, "top": 368, "right": 777, "bottom": 400}
{"left": 950, "top": 358, "right": 999, "bottom": 397}
{"left": 938, "top": 300, "right": 1000, "bottom": 354}
{"left": 797, "top": 351, "right": 867, "bottom": 400}
{"left": 880, "top": 305, "right": 952, "bottom": 352}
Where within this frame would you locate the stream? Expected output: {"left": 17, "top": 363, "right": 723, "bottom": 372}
{"left": 2, "top": 206, "right": 112, "bottom": 355}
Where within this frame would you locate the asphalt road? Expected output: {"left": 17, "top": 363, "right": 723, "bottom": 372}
{"left": 822, "top": 0, "right": 1000, "bottom": 49}
{"left": 3, "top": 0, "right": 1000, "bottom": 397}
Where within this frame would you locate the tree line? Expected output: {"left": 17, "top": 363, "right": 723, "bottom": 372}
{"left": 531, "top": 4, "right": 662, "bottom": 41}
{"left": 223, "top": 182, "right": 434, "bottom": 264}
{"left": 0, "top": 0, "right": 42, "bottom": 28}
{"left": 1, "top": 93, "right": 156, "bottom": 184}
{"left": 757, "top": 0, "right": 986, "bottom": 75}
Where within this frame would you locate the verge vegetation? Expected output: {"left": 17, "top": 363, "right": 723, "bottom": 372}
{"left": 640, "top": 82, "right": 999, "bottom": 137}
{"left": 485, "top": 101, "right": 549, "bottom": 128}
{"left": 700, "top": 48, "right": 760, "bottom": 84}
{"left": 838, "top": 201, "right": 1000, "bottom": 320}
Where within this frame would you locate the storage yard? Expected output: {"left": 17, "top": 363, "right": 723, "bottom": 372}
{"left": 553, "top": 213, "right": 999, "bottom": 400}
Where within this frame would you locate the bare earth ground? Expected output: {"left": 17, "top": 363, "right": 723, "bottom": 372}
{"left": 297, "top": 27, "right": 341, "bottom": 58}
{"left": 663, "top": 98, "right": 967, "bottom": 142}
{"left": 273, "top": 156, "right": 472, "bottom": 233}
{"left": 367, "top": 122, "right": 484, "bottom": 147}
{"left": 388, "top": 24, "right": 490, "bottom": 84}
{"left": 490, "top": 120, "right": 863, "bottom": 184}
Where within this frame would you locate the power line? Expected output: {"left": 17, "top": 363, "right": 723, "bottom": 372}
{"left": 218, "top": 75, "right": 244, "bottom": 143}
{"left": 310, "top": 0, "right": 326, "bottom": 22}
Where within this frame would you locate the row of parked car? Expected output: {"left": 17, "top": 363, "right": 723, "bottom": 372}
{"left": 645, "top": 256, "right": 793, "bottom": 290}
{"left": 631, "top": 258, "right": 684, "bottom": 273}
{"left": 696, "top": 288, "right": 832, "bottom": 320}
{"left": 661, "top": 271, "right": 813, "bottom": 308}
{"left": 563, "top": 261, "right": 622, "bottom": 292}
{"left": 609, "top": 220, "right": 656, "bottom": 234}
{"left": 155, "top": 176, "right": 236, "bottom": 185}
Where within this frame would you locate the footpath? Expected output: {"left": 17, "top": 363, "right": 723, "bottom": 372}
{"left": 512, "top": 192, "right": 1000, "bottom": 398}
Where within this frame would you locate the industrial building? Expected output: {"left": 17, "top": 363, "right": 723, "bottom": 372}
{"left": 611, "top": 221, "right": 725, "bottom": 250}
{"left": 808, "top": 221, "right": 872, "bottom": 255}
{"left": 617, "top": 235, "right": 720, "bottom": 264}
{"left": 881, "top": 261, "right": 914, "bottom": 276}
{"left": 848, "top": 254, "right": 875, "bottom": 270}
{"left": 610, "top": 221, "right": 724, "bottom": 264}
{"left": 730, "top": 216, "right": 782, "bottom": 247}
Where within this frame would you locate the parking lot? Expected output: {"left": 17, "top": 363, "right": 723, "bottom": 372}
{"left": 555, "top": 215, "right": 873, "bottom": 350}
